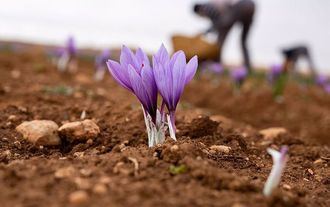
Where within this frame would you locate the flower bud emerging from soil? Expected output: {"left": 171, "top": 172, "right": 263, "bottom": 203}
{"left": 263, "top": 146, "right": 288, "bottom": 197}
{"left": 107, "top": 45, "right": 198, "bottom": 147}
{"left": 94, "top": 49, "right": 111, "bottom": 81}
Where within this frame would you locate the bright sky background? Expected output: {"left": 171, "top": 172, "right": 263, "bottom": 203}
{"left": 0, "top": 0, "right": 329, "bottom": 73}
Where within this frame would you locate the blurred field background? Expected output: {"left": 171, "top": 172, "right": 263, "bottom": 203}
{"left": 0, "top": 0, "right": 330, "bottom": 73}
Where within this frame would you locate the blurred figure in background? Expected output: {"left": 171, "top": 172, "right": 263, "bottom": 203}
{"left": 281, "top": 45, "right": 317, "bottom": 77}
{"left": 193, "top": 0, "right": 255, "bottom": 72}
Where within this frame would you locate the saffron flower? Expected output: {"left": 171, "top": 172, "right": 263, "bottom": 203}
{"left": 324, "top": 83, "right": 330, "bottom": 94}
{"left": 268, "top": 64, "right": 283, "bottom": 83}
{"left": 230, "top": 66, "right": 248, "bottom": 88}
{"left": 315, "top": 75, "right": 328, "bottom": 86}
{"left": 202, "top": 61, "right": 224, "bottom": 74}
{"left": 107, "top": 46, "right": 165, "bottom": 147}
{"left": 153, "top": 44, "right": 198, "bottom": 140}
{"left": 57, "top": 36, "right": 78, "bottom": 72}
{"left": 263, "top": 146, "right": 289, "bottom": 196}
{"left": 94, "top": 49, "right": 111, "bottom": 81}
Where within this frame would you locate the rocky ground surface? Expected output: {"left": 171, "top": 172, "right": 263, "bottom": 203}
{"left": 0, "top": 43, "right": 329, "bottom": 207}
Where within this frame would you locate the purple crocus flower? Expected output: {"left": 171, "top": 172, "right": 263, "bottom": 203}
{"left": 107, "top": 46, "right": 157, "bottom": 119}
{"left": 57, "top": 36, "right": 78, "bottom": 72}
{"left": 107, "top": 46, "right": 168, "bottom": 147}
{"left": 153, "top": 44, "right": 198, "bottom": 139}
{"left": 66, "top": 36, "right": 77, "bottom": 57}
{"left": 324, "top": 83, "right": 330, "bottom": 94}
{"left": 263, "top": 146, "right": 289, "bottom": 196}
{"left": 230, "top": 66, "right": 248, "bottom": 86}
{"left": 201, "top": 61, "right": 223, "bottom": 74}
{"left": 315, "top": 75, "right": 328, "bottom": 86}
{"left": 94, "top": 49, "right": 111, "bottom": 81}
{"left": 268, "top": 64, "right": 283, "bottom": 83}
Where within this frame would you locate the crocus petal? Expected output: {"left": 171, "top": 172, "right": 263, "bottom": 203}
{"left": 106, "top": 60, "right": 132, "bottom": 91}
{"left": 263, "top": 146, "right": 288, "bottom": 196}
{"left": 141, "top": 63, "right": 157, "bottom": 115}
{"left": 185, "top": 55, "right": 198, "bottom": 84}
{"left": 154, "top": 44, "right": 170, "bottom": 64}
{"left": 120, "top": 45, "right": 139, "bottom": 71}
{"left": 171, "top": 52, "right": 187, "bottom": 109}
{"left": 153, "top": 58, "right": 172, "bottom": 109}
{"left": 136, "top": 48, "right": 150, "bottom": 67}
{"left": 127, "top": 64, "right": 153, "bottom": 115}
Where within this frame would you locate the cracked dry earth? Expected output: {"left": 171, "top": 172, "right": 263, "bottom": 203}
{"left": 0, "top": 43, "right": 329, "bottom": 207}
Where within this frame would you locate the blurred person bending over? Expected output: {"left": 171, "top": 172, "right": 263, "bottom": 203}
{"left": 281, "top": 45, "right": 317, "bottom": 77}
{"left": 193, "top": 0, "right": 256, "bottom": 72}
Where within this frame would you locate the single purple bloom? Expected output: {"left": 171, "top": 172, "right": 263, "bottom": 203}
{"left": 107, "top": 46, "right": 157, "bottom": 120}
{"left": 95, "top": 49, "right": 111, "bottom": 69}
{"left": 230, "top": 66, "right": 248, "bottom": 85}
{"left": 66, "top": 36, "right": 77, "bottom": 56}
{"left": 201, "top": 61, "right": 223, "bottom": 74}
{"left": 324, "top": 83, "right": 330, "bottom": 94}
{"left": 153, "top": 44, "right": 198, "bottom": 139}
{"left": 315, "top": 75, "right": 328, "bottom": 86}
{"left": 268, "top": 64, "right": 283, "bottom": 83}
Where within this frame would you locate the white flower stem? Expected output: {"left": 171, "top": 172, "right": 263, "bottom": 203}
{"left": 141, "top": 106, "right": 166, "bottom": 147}
{"left": 263, "top": 146, "right": 288, "bottom": 196}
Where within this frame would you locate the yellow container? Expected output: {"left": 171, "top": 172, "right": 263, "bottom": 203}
{"left": 171, "top": 34, "right": 220, "bottom": 61}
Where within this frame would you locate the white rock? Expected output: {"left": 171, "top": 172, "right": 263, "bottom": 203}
{"left": 58, "top": 119, "right": 100, "bottom": 142}
{"left": 259, "top": 127, "right": 287, "bottom": 140}
{"left": 210, "top": 145, "right": 231, "bottom": 154}
{"left": 16, "top": 120, "right": 60, "bottom": 146}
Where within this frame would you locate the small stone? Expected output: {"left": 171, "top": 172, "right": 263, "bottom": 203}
{"left": 209, "top": 145, "right": 231, "bottom": 154}
{"left": 99, "top": 176, "right": 111, "bottom": 184}
{"left": 86, "top": 139, "right": 93, "bottom": 145}
{"left": 58, "top": 119, "right": 100, "bottom": 142}
{"left": 170, "top": 145, "right": 179, "bottom": 152}
{"left": 74, "top": 177, "right": 91, "bottom": 190}
{"left": 11, "top": 70, "right": 21, "bottom": 79}
{"left": 8, "top": 115, "right": 17, "bottom": 121}
{"left": 92, "top": 183, "right": 107, "bottom": 195}
{"left": 314, "top": 159, "right": 325, "bottom": 165}
{"left": 80, "top": 168, "right": 93, "bottom": 177}
{"left": 259, "top": 127, "right": 287, "bottom": 140}
{"left": 55, "top": 166, "right": 76, "bottom": 178}
{"left": 69, "top": 190, "right": 89, "bottom": 205}
{"left": 307, "top": 168, "right": 314, "bottom": 175}
{"left": 283, "top": 184, "right": 292, "bottom": 190}
{"left": 73, "top": 152, "right": 84, "bottom": 158}
{"left": 16, "top": 120, "right": 60, "bottom": 146}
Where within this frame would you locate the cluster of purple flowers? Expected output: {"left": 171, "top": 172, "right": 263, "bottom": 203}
{"left": 315, "top": 75, "right": 330, "bottom": 94}
{"left": 107, "top": 44, "right": 198, "bottom": 146}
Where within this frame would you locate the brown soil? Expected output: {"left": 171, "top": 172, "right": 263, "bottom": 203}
{"left": 0, "top": 42, "right": 329, "bottom": 207}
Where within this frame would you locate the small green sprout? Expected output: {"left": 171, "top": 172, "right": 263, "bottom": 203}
{"left": 169, "top": 164, "right": 188, "bottom": 175}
